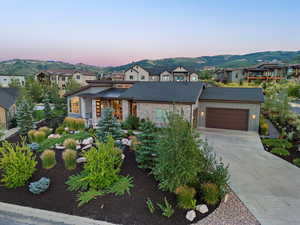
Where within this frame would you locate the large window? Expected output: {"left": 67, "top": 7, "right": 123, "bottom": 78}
{"left": 69, "top": 97, "right": 80, "bottom": 114}
{"left": 162, "top": 75, "right": 169, "bottom": 81}
{"left": 155, "top": 109, "right": 166, "bottom": 123}
{"left": 96, "top": 99, "right": 123, "bottom": 120}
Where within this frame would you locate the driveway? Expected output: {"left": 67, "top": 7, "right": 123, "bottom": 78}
{"left": 199, "top": 128, "right": 300, "bottom": 225}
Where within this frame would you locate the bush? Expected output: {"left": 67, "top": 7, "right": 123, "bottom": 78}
{"left": 63, "top": 138, "right": 77, "bottom": 150}
{"left": 33, "top": 110, "right": 45, "bottom": 121}
{"left": 175, "top": 186, "right": 197, "bottom": 209}
{"left": 55, "top": 126, "right": 65, "bottom": 134}
{"left": 28, "top": 130, "right": 36, "bottom": 142}
{"left": 146, "top": 198, "right": 155, "bottom": 214}
{"left": 136, "top": 120, "right": 158, "bottom": 170}
{"left": 62, "top": 149, "right": 77, "bottom": 170}
{"left": 108, "top": 176, "right": 134, "bottom": 196}
{"left": 63, "top": 117, "right": 85, "bottom": 131}
{"left": 201, "top": 182, "right": 220, "bottom": 205}
{"left": 122, "top": 115, "right": 140, "bottom": 130}
{"left": 153, "top": 113, "right": 203, "bottom": 192}
{"left": 293, "top": 158, "right": 300, "bottom": 167}
{"left": 0, "top": 141, "right": 37, "bottom": 188}
{"left": 40, "top": 149, "right": 56, "bottom": 169}
{"left": 157, "top": 198, "right": 174, "bottom": 218}
{"left": 33, "top": 131, "right": 46, "bottom": 143}
{"left": 29, "top": 177, "right": 50, "bottom": 194}
{"left": 77, "top": 189, "right": 105, "bottom": 207}
{"left": 260, "top": 117, "right": 269, "bottom": 136}
{"left": 271, "top": 148, "right": 290, "bottom": 156}
{"left": 39, "top": 126, "right": 52, "bottom": 136}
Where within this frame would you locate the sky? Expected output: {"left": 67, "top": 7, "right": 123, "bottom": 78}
{"left": 1, "top": 0, "right": 300, "bottom": 66}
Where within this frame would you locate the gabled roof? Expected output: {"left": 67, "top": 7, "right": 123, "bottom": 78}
{"left": 91, "top": 88, "right": 127, "bottom": 99}
{"left": 200, "top": 87, "right": 264, "bottom": 103}
{"left": 0, "top": 88, "right": 19, "bottom": 109}
{"left": 120, "top": 82, "right": 204, "bottom": 103}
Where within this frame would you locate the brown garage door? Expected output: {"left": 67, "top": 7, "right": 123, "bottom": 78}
{"left": 206, "top": 108, "right": 249, "bottom": 131}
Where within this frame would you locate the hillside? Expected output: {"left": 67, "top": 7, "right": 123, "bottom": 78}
{"left": 0, "top": 59, "right": 104, "bottom": 76}
{"left": 106, "top": 51, "right": 300, "bottom": 72}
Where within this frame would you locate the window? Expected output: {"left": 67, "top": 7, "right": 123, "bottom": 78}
{"left": 129, "top": 75, "right": 133, "bottom": 80}
{"left": 69, "top": 97, "right": 80, "bottom": 114}
{"left": 62, "top": 77, "right": 65, "bottom": 81}
{"left": 235, "top": 74, "right": 238, "bottom": 78}
{"left": 155, "top": 109, "right": 166, "bottom": 123}
{"left": 191, "top": 76, "right": 197, "bottom": 81}
{"left": 162, "top": 75, "right": 169, "bottom": 81}
{"left": 141, "top": 75, "right": 145, "bottom": 80}
{"left": 76, "top": 75, "right": 80, "bottom": 79}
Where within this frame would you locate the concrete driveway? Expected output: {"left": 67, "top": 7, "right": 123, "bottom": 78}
{"left": 199, "top": 128, "right": 300, "bottom": 225}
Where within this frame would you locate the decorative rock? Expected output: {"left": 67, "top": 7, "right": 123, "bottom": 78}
{"left": 121, "top": 154, "right": 125, "bottom": 160}
{"left": 196, "top": 204, "right": 209, "bottom": 214}
{"left": 29, "top": 177, "right": 50, "bottom": 194}
{"left": 48, "top": 134, "right": 61, "bottom": 139}
{"left": 76, "top": 157, "right": 87, "bottom": 163}
{"left": 224, "top": 193, "right": 229, "bottom": 203}
{"left": 55, "top": 144, "right": 65, "bottom": 150}
{"left": 82, "top": 137, "right": 93, "bottom": 145}
{"left": 82, "top": 144, "right": 92, "bottom": 150}
{"left": 186, "top": 210, "right": 196, "bottom": 222}
{"left": 76, "top": 145, "right": 81, "bottom": 150}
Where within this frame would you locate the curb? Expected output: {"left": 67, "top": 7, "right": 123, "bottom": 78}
{"left": 0, "top": 202, "right": 117, "bottom": 225}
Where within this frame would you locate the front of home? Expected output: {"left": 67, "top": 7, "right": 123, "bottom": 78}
{"left": 65, "top": 80, "right": 264, "bottom": 131}
{"left": 0, "top": 88, "right": 19, "bottom": 128}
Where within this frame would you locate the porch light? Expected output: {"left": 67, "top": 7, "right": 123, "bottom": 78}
{"left": 251, "top": 114, "right": 256, "bottom": 119}
{"left": 200, "top": 111, "right": 204, "bottom": 117}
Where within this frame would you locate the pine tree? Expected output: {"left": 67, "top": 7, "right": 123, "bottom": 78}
{"left": 136, "top": 120, "right": 157, "bottom": 170}
{"left": 43, "top": 92, "right": 52, "bottom": 120}
{"left": 16, "top": 96, "right": 34, "bottom": 135}
{"left": 96, "top": 107, "right": 123, "bottom": 143}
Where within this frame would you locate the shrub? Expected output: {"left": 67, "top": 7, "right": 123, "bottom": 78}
{"left": 201, "top": 182, "right": 220, "bottom": 205}
{"left": 153, "top": 113, "right": 203, "bottom": 192}
{"left": 75, "top": 118, "right": 86, "bottom": 130}
{"left": 0, "top": 141, "right": 37, "bottom": 188}
{"left": 293, "top": 158, "right": 300, "bottom": 167}
{"left": 63, "top": 138, "right": 77, "bottom": 150}
{"left": 122, "top": 115, "right": 140, "bottom": 130}
{"left": 136, "top": 120, "right": 158, "bottom": 170}
{"left": 63, "top": 117, "right": 85, "bottom": 131}
{"left": 260, "top": 116, "right": 269, "bottom": 136}
{"left": 157, "top": 198, "right": 174, "bottom": 218}
{"left": 175, "top": 186, "right": 197, "bottom": 209}
{"left": 55, "top": 126, "right": 65, "bottom": 135}
{"left": 28, "top": 130, "right": 36, "bottom": 143}
{"left": 146, "top": 198, "right": 155, "bottom": 213}
{"left": 64, "top": 117, "right": 76, "bottom": 130}
{"left": 77, "top": 189, "right": 105, "bottom": 207}
{"left": 39, "top": 126, "right": 52, "bottom": 136}
{"left": 108, "top": 176, "right": 134, "bottom": 196}
{"left": 62, "top": 149, "right": 77, "bottom": 170}
{"left": 271, "top": 148, "right": 290, "bottom": 156}
{"left": 29, "top": 177, "right": 50, "bottom": 194}
{"left": 262, "top": 138, "right": 292, "bottom": 149}
{"left": 40, "top": 149, "right": 56, "bottom": 169}
{"left": 34, "top": 131, "right": 46, "bottom": 143}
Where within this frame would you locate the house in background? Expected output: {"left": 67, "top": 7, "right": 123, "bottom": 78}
{"left": 36, "top": 70, "right": 97, "bottom": 89}
{"left": 65, "top": 80, "right": 263, "bottom": 131}
{"left": 0, "top": 88, "right": 19, "bottom": 129}
{"left": 123, "top": 65, "right": 199, "bottom": 82}
{"left": 0, "top": 75, "right": 25, "bottom": 87}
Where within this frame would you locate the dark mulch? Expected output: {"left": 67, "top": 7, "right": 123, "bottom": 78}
{"left": 0, "top": 148, "right": 218, "bottom": 225}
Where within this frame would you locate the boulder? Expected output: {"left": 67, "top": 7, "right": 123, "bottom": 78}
{"left": 76, "top": 157, "right": 87, "bottom": 163}
{"left": 82, "top": 137, "right": 93, "bottom": 145}
{"left": 76, "top": 145, "right": 81, "bottom": 150}
{"left": 186, "top": 210, "right": 196, "bottom": 222}
{"left": 48, "top": 134, "right": 61, "bottom": 139}
{"left": 196, "top": 204, "right": 209, "bottom": 214}
{"left": 82, "top": 144, "right": 92, "bottom": 150}
{"left": 55, "top": 144, "right": 65, "bottom": 150}
{"left": 121, "top": 154, "right": 125, "bottom": 160}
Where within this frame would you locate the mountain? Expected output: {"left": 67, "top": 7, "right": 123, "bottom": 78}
{"left": 0, "top": 59, "right": 104, "bottom": 76}
{"left": 106, "top": 51, "right": 300, "bottom": 73}
{"left": 1, "top": 51, "right": 300, "bottom": 76}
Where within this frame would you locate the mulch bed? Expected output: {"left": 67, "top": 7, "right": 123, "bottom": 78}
{"left": 0, "top": 148, "right": 218, "bottom": 225}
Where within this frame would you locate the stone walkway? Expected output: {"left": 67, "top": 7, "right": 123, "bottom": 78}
{"left": 195, "top": 191, "right": 260, "bottom": 225}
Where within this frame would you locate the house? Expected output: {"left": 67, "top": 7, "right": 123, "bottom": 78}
{"left": 0, "top": 75, "right": 25, "bottom": 87}
{"left": 0, "top": 88, "right": 19, "bottom": 129}
{"left": 65, "top": 80, "right": 264, "bottom": 131}
{"left": 36, "top": 70, "right": 97, "bottom": 89}
{"left": 216, "top": 68, "right": 245, "bottom": 83}
{"left": 124, "top": 65, "right": 199, "bottom": 82}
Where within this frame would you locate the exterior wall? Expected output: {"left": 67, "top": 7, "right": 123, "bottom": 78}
{"left": 228, "top": 70, "right": 244, "bottom": 83}
{"left": 0, "top": 75, "right": 25, "bottom": 87}
{"left": 124, "top": 65, "right": 150, "bottom": 81}
{"left": 198, "top": 101, "right": 261, "bottom": 131}
{"left": 122, "top": 100, "right": 130, "bottom": 120}
{"left": 136, "top": 102, "right": 193, "bottom": 126}
{"left": 149, "top": 75, "right": 159, "bottom": 81}
{"left": 124, "top": 69, "right": 139, "bottom": 81}
{"left": 72, "top": 72, "right": 96, "bottom": 86}
{"left": 160, "top": 71, "right": 173, "bottom": 81}
{"left": 190, "top": 73, "right": 199, "bottom": 81}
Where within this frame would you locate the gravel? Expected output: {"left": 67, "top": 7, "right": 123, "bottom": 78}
{"left": 194, "top": 190, "right": 261, "bottom": 225}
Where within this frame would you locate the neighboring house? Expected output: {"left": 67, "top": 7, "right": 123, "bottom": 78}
{"left": 36, "top": 70, "right": 97, "bottom": 89}
{"left": 110, "top": 72, "right": 125, "bottom": 81}
{"left": 65, "top": 80, "right": 264, "bottom": 131}
{"left": 0, "top": 75, "right": 25, "bottom": 87}
{"left": 0, "top": 88, "right": 19, "bottom": 128}
{"left": 124, "top": 65, "right": 199, "bottom": 82}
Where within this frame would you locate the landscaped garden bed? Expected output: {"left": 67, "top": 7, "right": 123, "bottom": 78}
{"left": 0, "top": 108, "right": 229, "bottom": 225}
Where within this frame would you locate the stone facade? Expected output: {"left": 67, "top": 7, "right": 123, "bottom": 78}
{"left": 124, "top": 65, "right": 150, "bottom": 81}
{"left": 198, "top": 101, "right": 261, "bottom": 131}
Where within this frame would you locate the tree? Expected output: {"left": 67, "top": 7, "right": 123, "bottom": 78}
{"left": 24, "top": 76, "right": 43, "bottom": 103}
{"left": 16, "top": 96, "right": 34, "bottom": 135}
{"left": 136, "top": 120, "right": 158, "bottom": 170}
{"left": 198, "top": 70, "right": 214, "bottom": 80}
{"left": 43, "top": 92, "right": 52, "bottom": 120}
{"left": 153, "top": 113, "right": 204, "bottom": 192}
{"left": 8, "top": 78, "right": 22, "bottom": 89}
{"left": 65, "top": 78, "right": 81, "bottom": 94}
{"left": 96, "top": 108, "right": 123, "bottom": 143}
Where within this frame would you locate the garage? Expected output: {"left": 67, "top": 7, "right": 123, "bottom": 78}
{"left": 206, "top": 107, "right": 249, "bottom": 131}
{"left": 198, "top": 87, "right": 264, "bottom": 132}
